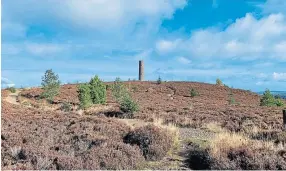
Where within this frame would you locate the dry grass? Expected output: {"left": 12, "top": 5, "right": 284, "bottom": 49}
{"left": 209, "top": 131, "right": 250, "bottom": 158}
{"left": 202, "top": 122, "right": 224, "bottom": 133}
{"left": 84, "top": 104, "right": 116, "bottom": 115}
{"left": 152, "top": 118, "right": 178, "bottom": 134}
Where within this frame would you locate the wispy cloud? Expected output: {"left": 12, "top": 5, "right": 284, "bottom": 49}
{"left": 177, "top": 56, "right": 191, "bottom": 64}
{"left": 25, "top": 43, "right": 66, "bottom": 56}
{"left": 1, "top": 77, "right": 15, "bottom": 88}
{"left": 155, "top": 13, "right": 286, "bottom": 60}
{"left": 273, "top": 72, "right": 286, "bottom": 81}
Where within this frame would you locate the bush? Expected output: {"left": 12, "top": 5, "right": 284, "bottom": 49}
{"left": 60, "top": 102, "right": 72, "bottom": 112}
{"left": 275, "top": 98, "right": 284, "bottom": 107}
{"left": 228, "top": 90, "right": 236, "bottom": 105}
{"left": 123, "top": 125, "right": 175, "bottom": 161}
{"left": 211, "top": 145, "right": 286, "bottom": 170}
{"left": 82, "top": 142, "right": 145, "bottom": 170}
{"left": 89, "top": 76, "right": 106, "bottom": 104}
{"left": 190, "top": 88, "right": 199, "bottom": 97}
{"left": 185, "top": 145, "right": 211, "bottom": 170}
{"left": 110, "top": 77, "right": 139, "bottom": 117}
{"left": 78, "top": 83, "right": 92, "bottom": 109}
{"left": 216, "top": 78, "right": 223, "bottom": 86}
{"left": 157, "top": 76, "right": 162, "bottom": 84}
{"left": 40, "top": 69, "right": 60, "bottom": 102}
{"left": 260, "top": 89, "right": 284, "bottom": 107}
{"left": 111, "top": 77, "right": 128, "bottom": 102}
{"left": 7, "top": 87, "right": 16, "bottom": 93}
{"left": 119, "top": 96, "right": 139, "bottom": 117}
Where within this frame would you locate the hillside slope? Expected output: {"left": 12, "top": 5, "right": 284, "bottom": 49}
{"left": 19, "top": 81, "right": 285, "bottom": 131}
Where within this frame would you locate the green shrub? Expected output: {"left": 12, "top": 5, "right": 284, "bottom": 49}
{"left": 157, "top": 76, "right": 162, "bottom": 84}
{"left": 78, "top": 83, "right": 92, "bottom": 109}
{"left": 119, "top": 95, "right": 139, "bottom": 115}
{"left": 228, "top": 90, "right": 236, "bottom": 105}
{"left": 7, "top": 87, "right": 16, "bottom": 93}
{"left": 89, "top": 75, "right": 106, "bottom": 104}
{"left": 216, "top": 78, "right": 223, "bottom": 86}
{"left": 110, "top": 77, "right": 139, "bottom": 116}
{"left": 40, "top": 69, "right": 60, "bottom": 102}
{"left": 190, "top": 88, "right": 199, "bottom": 97}
{"left": 60, "top": 102, "right": 72, "bottom": 112}
{"left": 275, "top": 98, "right": 284, "bottom": 107}
{"left": 111, "top": 77, "right": 129, "bottom": 102}
{"left": 260, "top": 89, "right": 284, "bottom": 107}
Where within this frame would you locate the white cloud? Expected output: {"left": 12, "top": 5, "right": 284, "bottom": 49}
{"left": 256, "top": 81, "right": 264, "bottom": 85}
{"left": 134, "top": 49, "right": 153, "bottom": 60}
{"left": 25, "top": 43, "right": 65, "bottom": 56}
{"left": 2, "top": 44, "right": 22, "bottom": 55}
{"left": 1, "top": 77, "right": 15, "bottom": 87}
{"left": 3, "top": 0, "right": 187, "bottom": 30}
{"left": 155, "top": 39, "right": 181, "bottom": 54}
{"left": 158, "top": 68, "right": 250, "bottom": 77}
{"left": 177, "top": 56, "right": 191, "bottom": 64}
{"left": 256, "top": 73, "right": 268, "bottom": 79}
{"left": 273, "top": 72, "right": 286, "bottom": 81}
{"left": 155, "top": 13, "right": 286, "bottom": 60}
{"left": 2, "top": 22, "right": 26, "bottom": 39}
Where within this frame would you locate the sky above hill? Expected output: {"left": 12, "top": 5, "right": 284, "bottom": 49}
{"left": 1, "top": 0, "right": 286, "bottom": 91}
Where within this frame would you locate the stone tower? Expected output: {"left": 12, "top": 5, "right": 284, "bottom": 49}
{"left": 139, "top": 60, "right": 144, "bottom": 81}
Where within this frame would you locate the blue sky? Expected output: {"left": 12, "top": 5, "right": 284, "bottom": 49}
{"left": 1, "top": 0, "right": 286, "bottom": 91}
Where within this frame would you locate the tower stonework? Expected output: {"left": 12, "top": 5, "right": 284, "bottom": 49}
{"left": 139, "top": 60, "right": 144, "bottom": 81}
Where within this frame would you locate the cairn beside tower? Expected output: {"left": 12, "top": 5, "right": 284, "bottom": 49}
{"left": 139, "top": 60, "right": 144, "bottom": 81}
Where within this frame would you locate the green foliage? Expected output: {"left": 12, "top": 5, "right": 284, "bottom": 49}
{"left": 111, "top": 77, "right": 129, "bottom": 102}
{"left": 260, "top": 89, "right": 284, "bottom": 107}
{"left": 275, "top": 98, "right": 284, "bottom": 107}
{"left": 77, "top": 75, "right": 107, "bottom": 109}
{"left": 216, "top": 78, "right": 223, "bottom": 86}
{"left": 78, "top": 83, "right": 92, "bottom": 109}
{"left": 60, "top": 102, "right": 72, "bottom": 112}
{"left": 40, "top": 69, "right": 60, "bottom": 102}
{"left": 89, "top": 75, "right": 106, "bottom": 104}
{"left": 7, "top": 87, "right": 16, "bottom": 93}
{"left": 157, "top": 76, "right": 162, "bottom": 84}
{"left": 190, "top": 88, "right": 199, "bottom": 97}
{"left": 228, "top": 90, "right": 236, "bottom": 105}
{"left": 111, "top": 77, "right": 139, "bottom": 116}
{"left": 120, "top": 95, "right": 139, "bottom": 114}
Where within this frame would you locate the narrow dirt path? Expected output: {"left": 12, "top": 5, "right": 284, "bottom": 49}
{"left": 5, "top": 90, "right": 21, "bottom": 105}
{"left": 117, "top": 118, "right": 215, "bottom": 170}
